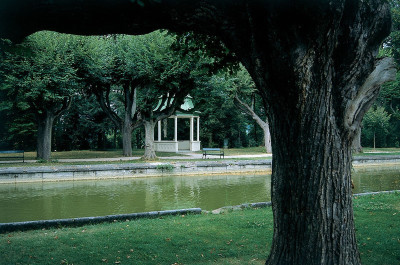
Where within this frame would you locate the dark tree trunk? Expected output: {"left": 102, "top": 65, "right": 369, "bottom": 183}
{"left": 265, "top": 84, "right": 359, "bottom": 265}
{"left": 2, "top": 1, "right": 394, "bottom": 264}
{"left": 122, "top": 112, "right": 133, "bottom": 157}
{"left": 143, "top": 120, "right": 157, "bottom": 160}
{"left": 230, "top": 2, "right": 394, "bottom": 264}
{"left": 36, "top": 111, "right": 55, "bottom": 161}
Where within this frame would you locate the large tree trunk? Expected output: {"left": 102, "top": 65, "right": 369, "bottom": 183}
{"left": 122, "top": 112, "right": 133, "bottom": 157}
{"left": 234, "top": 2, "right": 395, "bottom": 264}
{"left": 265, "top": 86, "right": 359, "bottom": 264}
{"left": 36, "top": 111, "right": 55, "bottom": 161}
{"left": 142, "top": 120, "right": 157, "bottom": 160}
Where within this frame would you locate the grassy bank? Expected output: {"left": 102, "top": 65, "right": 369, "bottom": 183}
{"left": 1, "top": 193, "right": 399, "bottom": 265}
{"left": 357, "top": 147, "right": 400, "bottom": 156}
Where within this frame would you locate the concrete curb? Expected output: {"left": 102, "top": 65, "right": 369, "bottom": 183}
{"left": 0, "top": 208, "right": 201, "bottom": 233}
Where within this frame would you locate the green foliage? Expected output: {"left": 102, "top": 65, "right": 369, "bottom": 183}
{"left": 365, "top": 1, "right": 400, "bottom": 148}
{"left": 53, "top": 95, "right": 116, "bottom": 151}
{"left": 156, "top": 163, "right": 175, "bottom": 171}
{"left": 362, "top": 106, "right": 391, "bottom": 147}
{"left": 192, "top": 66, "right": 266, "bottom": 148}
{"left": 0, "top": 31, "right": 80, "bottom": 150}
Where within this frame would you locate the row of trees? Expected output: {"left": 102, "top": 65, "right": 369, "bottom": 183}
{"left": 360, "top": 1, "right": 400, "bottom": 149}
{"left": 0, "top": 31, "right": 271, "bottom": 160}
{"left": 0, "top": 30, "right": 398, "bottom": 162}
{"left": 0, "top": 28, "right": 398, "bottom": 162}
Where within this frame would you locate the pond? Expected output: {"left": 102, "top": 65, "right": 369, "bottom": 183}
{"left": 0, "top": 169, "right": 399, "bottom": 223}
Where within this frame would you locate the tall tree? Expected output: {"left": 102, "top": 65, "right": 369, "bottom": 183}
{"left": 1, "top": 31, "right": 78, "bottom": 160}
{"left": 53, "top": 94, "right": 116, "bottom": 151}
{"left": 192, "top": 74, "right": 249, "bottom": 149}
{"left": 362, "top": 106, "right": 392, "bottom": 148}
{"left": 0, "top": 1, "right": 395, "bottom": 264}
{"left": 135, "top": 32, "right": 212, "bottom": 159}
{"left": 76, "top": 34, "right": 148, "bottom": 157}
{"left": 228, "top": 67, "right": 272, "bottom": 153}
{"left": 77, "top": 31, "right": 209, "bottom": 159}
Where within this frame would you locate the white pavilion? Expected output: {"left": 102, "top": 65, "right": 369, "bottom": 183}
{"left": 154, "top": 95, "right": 201, "bottom": 152}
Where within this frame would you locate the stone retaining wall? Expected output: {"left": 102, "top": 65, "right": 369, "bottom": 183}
{"left": 0, "top": 160, "right": 272, "bottom": 184}
{"left": 0, "top": 155, "right": 399, "bottom": 184}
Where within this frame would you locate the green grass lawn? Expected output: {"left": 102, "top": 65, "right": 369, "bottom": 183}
{"left": 356, "top": 147, "right": 400, "bottom": 156}
{"left": 195, "top": 146, "right": 268, "bottom": 156}
{"left": 1, "top": 147, "right": 400, "bottom": 168}
{"left": 22, "top": 149, "right": 184, "bottom": 160}
{"left": 0, "top": 193, "right": 398, "bottom": 265}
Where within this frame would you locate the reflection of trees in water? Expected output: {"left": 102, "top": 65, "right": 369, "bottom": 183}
{"left": 2, "top": 170, "right": 399, "bottom": 222}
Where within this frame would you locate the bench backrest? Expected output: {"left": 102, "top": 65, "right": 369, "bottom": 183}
{"left": 0, "top": 150, "right": 24, "bottom": 154}
{"left": 203, "top": 148, "right": 222, "bottom": 151}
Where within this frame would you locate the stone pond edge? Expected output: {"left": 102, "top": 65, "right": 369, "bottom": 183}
{"left": 0, "top": 155, "right": 400, "bottom": 184}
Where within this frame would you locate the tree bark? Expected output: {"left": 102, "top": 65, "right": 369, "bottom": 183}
{"left": 122, "top": 112, "right": 133, "bottom": 157}
{"left": 263, "top": 121, "right": 272, "bottom": 154}
{"left": 264, "top": 84, "right": 359, "bottom": 264}
{"left": 143, "top": 120, "right": 157, "bottom": 160}
{"left": 352, "top": 127, "right": 363, "bottom": 154}
{"left": 36, "top": 111, "right": 55, "bottom": 161}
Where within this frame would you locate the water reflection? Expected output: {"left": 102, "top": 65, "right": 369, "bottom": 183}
{"left": 0, "top": 170, "right": 399, "bottom": 223}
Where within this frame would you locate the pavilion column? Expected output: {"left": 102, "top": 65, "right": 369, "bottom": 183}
{"left": 174, "top": 116, "right": 178, "bottom": 142}
{"left": 197, "top": 117, "right": 200, "bottom": 142}
{"left": 190, "top": 117, "right": 194, "bottom": 142}
{"left": 157, "top": 120, "right": 161, "bottom": 141}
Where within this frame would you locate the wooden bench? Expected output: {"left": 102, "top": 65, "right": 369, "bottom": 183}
{"left": 202, "top": 148, "right": 224, "bottom": 159}
{"left": 0, "top": 150, "right": 24, "bottom": 162}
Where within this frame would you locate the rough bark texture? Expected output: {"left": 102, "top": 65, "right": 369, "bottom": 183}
{"left": 1, "top": 1, "right": 395, "bottom": 264}
{"left": 122, "top": 112, "right": 133, "bottom": 157}
{"left": 143, "top": 120, "right": 157, "bottom": 160}
{"left": 352, "top": 127, "right": 363, "bottom": 154}
{"left": 35, "top": 97, "right": 72, "bottom": 161}
{"left": 263, "top": 122, "right": 272, "bottom": 154}
{"left": 36, "top": 111, "right": 55, "bottom": 161}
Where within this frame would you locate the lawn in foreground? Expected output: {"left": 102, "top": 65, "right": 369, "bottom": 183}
{"left": 0, "top": 193, "right": 399, "bottom": 265}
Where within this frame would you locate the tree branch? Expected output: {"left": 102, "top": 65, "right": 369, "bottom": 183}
{"left": 344, "top": 57, "right": 396, "bottom": 132}
{"left": 235, "top": 94, "right": 267, "bottom": 129}
{"left": 54, "top": 96, "right": 73, "bottom": 118}
{"left": 96, "top": 87, "right": 122, "bottom": 128}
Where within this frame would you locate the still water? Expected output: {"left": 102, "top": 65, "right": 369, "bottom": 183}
{"left": 0, "top": 170, "right": 399, "bottom": 223}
